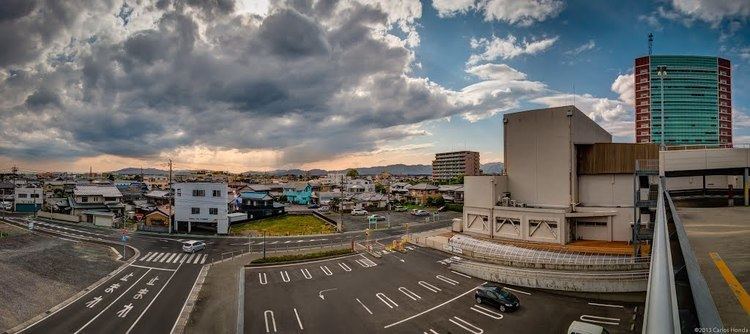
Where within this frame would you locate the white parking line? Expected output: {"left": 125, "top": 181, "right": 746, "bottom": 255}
{"left": 320, "top": 265, "right": 333, "bottom": 276}
{"left": 140, "top": 252, "right": 153, "bottom": 261}
{"left": 293, "top": 308, "right": 304, "bottom": 330}
{"left": 424, "top": 329, "right": 438, "bottom": 334}
{"left": 406, "top": 246, "right": 415, "bottom": 250}
{"left": 356, "top": 298, "right": 373, "bottom": 315}
{"left": 398, "top": 287, "right": 422, "bottom": 301}
{"left": 580, "top": 315, "right": 620, "bottom": 326}
{"left": 470, "top": 305, "right": 503, "bottom": 320}
{"left": 301, "top": 268, "right": 312, "bottom": 279}
{"left": 503, "top": 287, "right": 531, "bottom": 296}
{"left": 355, "top": 259, "right": 370, "bottom": 268}
{"left": 269, "top": 241, "right": 279, "bottom": 244}
{"left": 284, "top": 240, "right": 291, "bottom": 244}
{"left": 338, "top": 262, "right": 352, "bottom": 272}
{"left": 449, "top": 316, "right": 483, "bottom": 334}
{"left": 451, "top": 271, "right": 472, "bottom": 279}
{"left": 376, "top": 292, "right": 398, "bottom": 309}
{"left": 264, "top": 310, "right": 277, "bottom": 333}
{"left": 280, "top": 270, "right": 290, "bottom": 282}
{"left": 418, "top": 281, "right": 442, "bottom": 293}
{"left": 588, "top": 302, "right": 624, "bottom": 308}
{"left": 259, "top": 273, "right": 268, "bottom": 285}
{"left": 436, "top": 275, "right": 459, "bottom": 286}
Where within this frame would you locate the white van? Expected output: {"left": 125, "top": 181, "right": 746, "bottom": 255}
{"left": 567, "top": 321, "right": 609, "bottom": 334}
{"left": 182, "top": 240, "right": 206, "bottom": 253}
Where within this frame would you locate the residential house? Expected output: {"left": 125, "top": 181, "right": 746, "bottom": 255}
{"left": 439, "top": 184, "right": 464, "bottom": 203}
{"left": 144, "top": 176, "right": 169, "bottom": 190}
{"left": 14, "top": 185, "right": 43, "bottom": 212}
{"left": 145, "top": 190, "right": 170, "bottom": 206}
{"left": 282, "top": 182, "right": 313, "bottom": 205}
{"left": 345, "top": 179, "right": 375, "bottom": 193}
{"left": 142, "top": 207, "right": 170, "bottom": 231}
{"left": 389, "top": 182, "right": 410, "bottom": 201}
{"left": 0, "top": 182, "right": 14, "bottom": 206}
{"left": 352, "top": 192, "right": 389, "bottom": 208}
{"left": 408, "top": 183, "right": 440, "bottom": 205}
{"left": 173, "top": 182, "right": 229, "bottom": 234}
{"left": 69, "top": 185, "right": 125, "bottom": 226}
{"left": 238, "top": 190, "right": 285, "bottom": 220}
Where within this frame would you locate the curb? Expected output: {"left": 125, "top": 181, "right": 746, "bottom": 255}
{"left": 4, "top": 245, "right": 140, "bottom": 334}
{"left": 171, "top": 264, "right": 211, "bottom": 334}
{"left": 244, "top": 249, "right": 356, "bottom": 267}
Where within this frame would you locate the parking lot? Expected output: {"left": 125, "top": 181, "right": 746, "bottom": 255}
{"left": 242, "top": 246, "right": 641, "bottom": 333}
{"left": 321, "top": 210, "right": 462, "bottom": 232}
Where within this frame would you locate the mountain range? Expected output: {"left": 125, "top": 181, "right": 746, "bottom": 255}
{"left": 112, "top": 162, "right": 503, "bottom": 177}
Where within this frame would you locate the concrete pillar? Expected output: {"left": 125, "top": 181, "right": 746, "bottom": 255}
{"left": 188, "top": 221, "right": 191, "bottom": 233}
{"left": 745, "top": 168, "right": 749, "bottom": 206}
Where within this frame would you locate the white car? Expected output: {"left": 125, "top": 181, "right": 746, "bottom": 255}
{"left": 351, "top": 209, "right": 368, "bottom": 216}
{"left": 368, "top": 214, "right": 386, "bottom": 221}
{"left": 0, "top": 202, "right": 11, "bottom": 211}
{"left": 412, "top": 209, "right": 430, "bottom": 216}
{"left": 567, "top": 321, "right": 609, "bottom": 334}
{"left": 182, "top": 240, "right": 206, "bottom": 253}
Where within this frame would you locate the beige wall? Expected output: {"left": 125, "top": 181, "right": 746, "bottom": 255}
{"left": 578, "top": 174, "right": 633, "bottom": 207}
{"left": 464, "top": 176, "right": 507, "bottom": 208}
{"left": 665, "top": 175, "right": 737, "bottom": 190}
{"left": 660, "top": 148, "right": 750, "bottom": 174}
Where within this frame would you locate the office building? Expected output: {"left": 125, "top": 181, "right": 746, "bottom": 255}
{"left": 634, "top": 55, "right": 732, "bottom": 146}
{"left": 432, "top": 151, "right": 480, "bottom": 181}
{"left": 174, "top": 182, "right": 229, "bottom": 234}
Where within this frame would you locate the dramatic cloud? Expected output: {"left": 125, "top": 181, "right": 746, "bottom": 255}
{"left": 611, "top": 73, "right": 635, "bottom": 106}
{"left": 565, "top": 40, "right": 596, "bottom": 56}
{"left": 468, "top": 34, "right": 558, "bottom": 64}
{"left": 432, "top": 0, "right": 564, "bottom": 26}
{"left": 671, "top": 0, "right": 750, "bottom": 26}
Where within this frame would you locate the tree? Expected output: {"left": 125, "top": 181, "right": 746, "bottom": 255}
{"left": 346, "top": 168, "right": 359, "bottom": 178}
{"left": 375, "top": 183, "right": 387, "bottom": 194}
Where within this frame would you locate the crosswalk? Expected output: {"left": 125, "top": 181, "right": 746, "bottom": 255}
{"left": 138, "top": 252, "right": 207, "bottom": 265}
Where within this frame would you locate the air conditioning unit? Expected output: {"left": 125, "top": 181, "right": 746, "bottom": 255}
{"left": 509, "top": 200, "right": 516, "bottom": 207}
{"left": 500, "top": 197, "right": 510, "bottom": 206}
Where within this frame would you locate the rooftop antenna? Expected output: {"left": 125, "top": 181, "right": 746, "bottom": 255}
{"left": 648, "top": 33, "right": 653, "bottom": 55}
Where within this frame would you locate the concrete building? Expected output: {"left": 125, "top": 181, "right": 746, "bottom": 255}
{"left": 173, "top": 182, "right": 229, "bottom": 234}
{"left": 345, "top": 179, "right": 375, "bottom": 193}
{"left": 432, "top": 151, "right": 480, "bottom": 181}
{"left": 462, "top": 106, "right": 658, "bottom": 244}
{"left": 634, "top": 55, "right": 732, "bottom": 146}
{"left": 14, "top": 186, "right": 43, "bottom": 212}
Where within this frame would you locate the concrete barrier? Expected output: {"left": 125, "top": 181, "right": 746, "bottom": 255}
{"left": 452, "top": 260, "right": 648, "bottom": 293}
{"left": 36, "top": 211, "right": 80, "bottom": 223}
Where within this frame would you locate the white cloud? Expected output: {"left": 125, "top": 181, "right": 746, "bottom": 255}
{"left": 531, "top": 94, "right": 634, "bottom": 138}
{"left": 565, "top": 39, "right": 596, "bottom": 56}
{"left": 465, "top": 63, "right": 527, "bottom": 80}
{"left": 671, "top": 0, "right": 750, "bottom": 26}
{"left": 431, "top": 0, "right": 563, "bottom": 25}
{"left": 468, "top": 34, "right": 558, "bottom": 64}
{"left": 611, "top": 73, "right": 635, "bottom": 106}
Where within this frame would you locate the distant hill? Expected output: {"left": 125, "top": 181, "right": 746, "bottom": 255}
{"left": 481, "top": 162, "right": 504, "bottom": 174}
{"left": 111, "top": 167, "right": 168, "bottom": 175}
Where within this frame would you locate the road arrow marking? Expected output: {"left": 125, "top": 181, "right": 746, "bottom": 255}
{"left": 318, "top": 288, "right": 338, "bottom": 300}
{"left": 116, "top": 303, "right": 134, "bottom": 318}
{"left": 120, "top": 273, "right": 134, "bottom": 282}
{"left": 85, "top": 296, "right": 102, "bottom": 308}
{"left": 146, "top": 276, "right": 159, "bottom": 286}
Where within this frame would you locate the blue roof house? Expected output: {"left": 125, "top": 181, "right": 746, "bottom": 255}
{"left": 282, "top": 182, "right": 313, "bottom": 205}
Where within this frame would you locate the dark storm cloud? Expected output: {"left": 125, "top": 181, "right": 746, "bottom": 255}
{"left": 0, "top": 0, "right": 471, "bottom": 165}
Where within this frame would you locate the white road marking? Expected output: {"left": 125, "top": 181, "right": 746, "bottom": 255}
{"left": 264, "top": 310, "right": 277, "bottom": 333}
{"left": 257, "top": 241, "right": 265, "bottom": 245}
{"left": 436, "top": 275, "right": 459, "bottom": 286}
{"left": 200, "top": 254, "right": 207, "bottom": 264}
{"left": 151, "top": 253, "right": 165, "bottom": 262}
{"left": 418, "top": 281, "right": 441, "bottom": 293}
{"left": 376, "top": 292, "right": 398, "bottom": 309}
{"left": 186, "top": 253, "right": 196, "bottom": 263}
{"left": 338, "top": 262, "right": 352, "bottom": 272}
{"left": 503, "top": 287, "right": 531, "bottom": 295}
{"left": 293, "top": 308, "right": 303, "bottom": 330}
{"left": 161, "top": 253, "right": 175, "bottom": 263}
{"left": 451, "top": 271, "right": 472, "bottom": 279}
{"left": 259, "top": 273, "right": 268, "bottom": 285}
{"left": 193, "top": 254, "right": 203, "bottom": 264}
{"left": 125, "top": 263, "right": 183, "bottom": 334}
{"left": 470, "top": 305, "right": 503, "bottom": 320}
{"left": 280, "top": 270, "right": 290, "bottom": 283}
{"left": 406, "top": 246, "right": 415, "bottom": 250}
{"left": 301, "top": 268, "right": 312, "bottom": 279}
{"left": 297, "top": 240, "right": 305, "bottom": 243}
{"left": 85, "top": 296, "right": 102, "bottom": 308}
{"left": 449, "top": 316, "right": 483, "bottom": 334}
{"left": 116, "top": 303, "right": 134, "bottom": 318}
{"left": 320, "top": 265, "right": 333, "bottom": 276}
{"left": 580, "top": 315, "right": 620, "bottom": 326}
{"left": 383, "top": 285, "right": 485, "bottom": 329}
{"left": 284, "top": 240, "right": 291, "bottom": 244}
{"left": 398, "top": 287, "right": 422, "bottom": 301}
{"left": 423, "top": 329, "right": 438, "bottom": 334}
{"left": 269, "top": 241, "right": 279, "bottom": 244}
{"left": 588, "top": 302, "right": 624, "bottom": 308}
{"left": 171, "top": 253, "right": 183, "bottom": 263}
{"left": 73, "top": 269, "right": 151, "bottom": 333}
{"left": 145, "top": 252, "right": 159, "bottom": 261}
{"left": 356, "top": 298, "right": 373, "bottom": 315}
{"left": 140, "top": 252, "right": 153, "bottom": 261}
{"left": 361, "top": 257, "right": 377, "bottom": 267}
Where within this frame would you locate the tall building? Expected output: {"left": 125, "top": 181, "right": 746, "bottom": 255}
{"left": 634, "top": 55, "right": 732, "bottom": 146}
{"left": 432, "top": 151, "right": 480, "bottom": 181}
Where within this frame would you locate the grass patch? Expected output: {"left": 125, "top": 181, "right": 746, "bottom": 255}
{"left": 250, "top": 248, "right": 353, "bottom": 264}
{"left": 231, "top": 214, "right": 335, "bottom": 236}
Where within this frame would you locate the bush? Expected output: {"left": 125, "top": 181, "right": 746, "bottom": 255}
{"left": 446, "top": 203, "right": 463, "bottom": 212}
{"left": 250, "top": 248, "right": 353, "bottom": 264}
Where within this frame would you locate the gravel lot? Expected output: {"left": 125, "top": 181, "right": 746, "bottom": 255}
{"left": 0, "top": 222, "right": 120, "bottom": 331}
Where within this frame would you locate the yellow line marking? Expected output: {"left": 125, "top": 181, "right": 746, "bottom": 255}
{"left": 709, "top": 252, "right": 750, "bottom": 315}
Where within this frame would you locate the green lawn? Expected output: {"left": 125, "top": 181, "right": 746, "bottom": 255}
{"left": 230, "top": 214, "right": 335, "bottom": 236}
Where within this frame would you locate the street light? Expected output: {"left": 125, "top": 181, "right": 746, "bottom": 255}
{"left": 656, "top": 65, "right": 668, "bottom": 150}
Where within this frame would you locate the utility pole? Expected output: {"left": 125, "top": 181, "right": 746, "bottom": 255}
{"left": 168, "top": 159, "right": 173, "bottom": 234}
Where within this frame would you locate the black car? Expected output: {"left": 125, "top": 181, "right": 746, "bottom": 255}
{"left": 474, "top": 286, "right": 520, "bottom": 312}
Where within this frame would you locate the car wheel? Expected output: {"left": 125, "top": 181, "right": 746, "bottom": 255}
{"left": 499, "top": 305, "right": 506, "bottom": 312}
{"left": 475, "top": 297, "right": 482, "bottom": 304}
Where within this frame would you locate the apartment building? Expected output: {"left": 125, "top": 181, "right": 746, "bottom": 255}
{"left": 432, "top": 151, "right": 480, "bottom": 181}
{"left": 174, "top": 182, "right": 229, "bottom": 234}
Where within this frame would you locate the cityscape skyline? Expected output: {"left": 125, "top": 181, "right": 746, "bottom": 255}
{"left": 1, "top": 0, "right": 750, "bottom": 173}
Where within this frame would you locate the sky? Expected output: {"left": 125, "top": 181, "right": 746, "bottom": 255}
{"left": 1, "top": 0, "right": 749, "bottom": 173}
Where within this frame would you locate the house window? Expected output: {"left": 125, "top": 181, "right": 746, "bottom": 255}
{"left": 212, "top": 190, "right": 221, "bottom": 197}
{"left": 209, "top": 208, "right": 218, "bottom": 215}
{"left": 191, "top": 207, "right": 200, "bottom": 214}
{"left": 193, "top": 189, "right": 205, "bottom": 197}
{"left": 81, "top": 196, "right": 88, "bottom": 203}
{"left": 30, "top": 194, "right": 39, "bottom": 198}
{"left": 18, "top": 193, "right": 27, "bottom": 198}
{"left": 176, "top": 189, "right": 181, "bottom": 197}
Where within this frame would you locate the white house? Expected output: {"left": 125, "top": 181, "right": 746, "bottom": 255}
{"left": 345, "top": 179, "right": 375, "bottom": 193}
{"left": 174, "top": 182, "right": 229, "bottom": 234}
{"left": 14, "top": 186, "right": 43, "bottom": 212}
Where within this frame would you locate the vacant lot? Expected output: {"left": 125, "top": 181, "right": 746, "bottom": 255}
{"left": 230, "top": 214, "right": 335, "bottom": 236}
{"left": 0, "top": 222, "right": 120, "bottom": 332}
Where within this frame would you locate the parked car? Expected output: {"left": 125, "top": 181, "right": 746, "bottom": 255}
{"left": 182, "top": 240, "right": 206, "bottom": 253}
{"left": 307, "top": 204, "right": 320, "bottom": 209}
{"left": 394, "top": 206, "right": 407, "bottom": 212}
{"left": 0, "top": 202, "right": 11, "bottom": 211}
{"left": 474, "top": 285, "right": 520, "bottom": 312}
{"left": 351, "top": 208, "right": 368, "bottom": 216}
{"left": 567, "top": 321, "right": 609, "bottom": 334}
{"left": 368, "top": 214, "right": 386, "bottom": 221}
{"left": 317, "top": 206, "right": 330, "bottom": 212}
{"left": 411, "top": 209, "right": 430, "bottom": 216}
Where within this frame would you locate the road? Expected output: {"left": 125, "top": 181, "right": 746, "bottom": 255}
{"left": 242, "top": 246, "right": 643, "bottom": 334}
{"left": 1, "top": 215, "right": 453, "bottom": 334}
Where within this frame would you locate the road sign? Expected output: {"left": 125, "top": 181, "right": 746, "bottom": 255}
{"left": 121, "top": 235, "right": 129, "bottom": 242}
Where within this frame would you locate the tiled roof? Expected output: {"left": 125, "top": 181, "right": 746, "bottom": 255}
{"left": 74, "top": 185, "right": 123, "bottom": 197}
{"left": 409, "top": 183, "right": 438, "bottom": 191}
